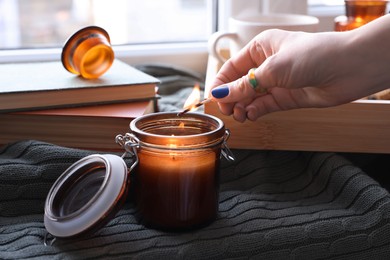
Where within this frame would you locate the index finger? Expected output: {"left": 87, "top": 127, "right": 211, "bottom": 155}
{"left": 209, "top": 40, "right": 267, "bottom": 90}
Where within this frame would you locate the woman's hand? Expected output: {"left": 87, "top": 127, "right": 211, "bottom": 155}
{"left": 209, "top": 15, "right": 390, "bottom": 122}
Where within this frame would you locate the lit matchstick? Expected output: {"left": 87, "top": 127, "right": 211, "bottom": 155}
{"left": 177, "top": 98, "right": 211, "bottom": 116}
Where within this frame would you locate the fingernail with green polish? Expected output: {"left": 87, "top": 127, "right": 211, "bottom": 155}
{"left": 211, "top": 86, "right": 229, "bottom": 99}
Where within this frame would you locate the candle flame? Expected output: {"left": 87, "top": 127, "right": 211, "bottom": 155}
{"left": 183, "top": 83, "right": 201, "bottom": 112}
{"left": 168, "top": 142, "right": 177, "bottom": 158}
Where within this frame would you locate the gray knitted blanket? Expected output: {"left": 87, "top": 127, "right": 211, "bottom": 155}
{"left": 1, "top": 140, "right": 390, "bottom": 259}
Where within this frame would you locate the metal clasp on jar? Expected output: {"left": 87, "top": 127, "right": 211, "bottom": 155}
{"left": 221, "top": 129, "right": 235, "bottom": 162}
{"left": 115, "top": 133, "right": 140, "bottom": 172}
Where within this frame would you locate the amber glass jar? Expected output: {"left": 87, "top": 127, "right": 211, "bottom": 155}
{"left": 335, "top": 0, "right": 388, "bottom": 31}
{"left": 129, "top": 112, "right": 232, "bottom": 230}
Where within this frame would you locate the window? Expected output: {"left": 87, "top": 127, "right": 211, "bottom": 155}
{"left": 0, "top": 0, "right": 214, "bottom": 49}
{"left": 0, "top": 0, "right": 216, "bottom": 72}
{"left": 307, "top": 0, "right": 345, "bottom": 15}
{"left": 308, "top": 0, "right": 344, "bottom": 6}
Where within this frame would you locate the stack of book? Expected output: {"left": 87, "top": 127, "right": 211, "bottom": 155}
{"left": 0, "top": 59, "right": 160, "bottom": 151}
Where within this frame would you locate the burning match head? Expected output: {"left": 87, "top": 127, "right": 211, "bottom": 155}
{"left": 177, "top": 98, "right": 211, "bottom": 117}
{"left": 178, "top": 81, "right": 212, "bottom": 117}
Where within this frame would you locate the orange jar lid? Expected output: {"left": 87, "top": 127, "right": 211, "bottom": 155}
{"left": 61, "top": 26, "right": 114, "bottom": 79}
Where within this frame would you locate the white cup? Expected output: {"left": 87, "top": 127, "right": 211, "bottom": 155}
{"left": 208, "top": 13, "right": 319, "bottom": 63}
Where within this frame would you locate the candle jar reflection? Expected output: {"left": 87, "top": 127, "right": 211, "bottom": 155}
{"left": 128, "top": 112, "right": 231, "bottom": 230}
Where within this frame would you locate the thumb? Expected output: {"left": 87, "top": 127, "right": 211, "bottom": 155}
{"left": 211, "top": 69, "right": 265, "bottom": 103}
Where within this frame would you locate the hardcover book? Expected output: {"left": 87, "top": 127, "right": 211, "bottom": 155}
{"left": 0, "top": 100, "right": 155, "bottom": 151}
{"left": 0, "top": 59, "right": 159, "bottom": 113}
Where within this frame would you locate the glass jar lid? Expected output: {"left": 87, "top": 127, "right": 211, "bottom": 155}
{"left": 44, "top": 154, "right": 128, "bottom": 238}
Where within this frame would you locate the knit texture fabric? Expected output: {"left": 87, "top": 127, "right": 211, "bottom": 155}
{"left": 1, "top": 140, "right": 390, "bottom": 259}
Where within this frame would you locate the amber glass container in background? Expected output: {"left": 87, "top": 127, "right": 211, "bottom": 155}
{"left": 335, "top": 0, "right": 388, "bottom": 31}
{"left": 62, "top": 26, "right": 114, "bottom": 79}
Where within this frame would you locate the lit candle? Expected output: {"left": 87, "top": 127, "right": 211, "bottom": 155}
{"left": 129, "top": 112, "right": 227, "bottom": 230}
